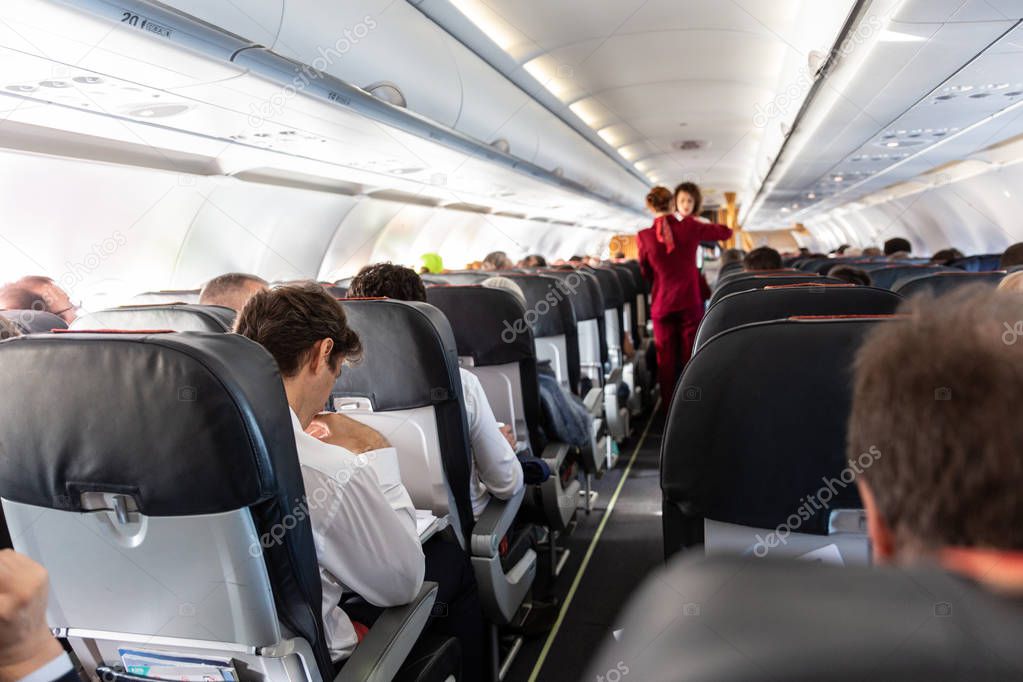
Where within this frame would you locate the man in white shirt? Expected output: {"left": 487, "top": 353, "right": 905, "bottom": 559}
{"left": 347, "top": 263, "right": 524, "bottom": 519}
{"left": 234, "top": 283, "right": 425, "bottom": 662}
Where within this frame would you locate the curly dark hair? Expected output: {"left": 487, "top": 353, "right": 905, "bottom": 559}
{"left": 233, "top": 283, "right": 362, "bottom": 377}
{"left": 348, "top": 262, "right": 426, "bottom": 302}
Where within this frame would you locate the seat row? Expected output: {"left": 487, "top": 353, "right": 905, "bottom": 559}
{"left": 0, "top": 262, "right": 655, "bottom": 682}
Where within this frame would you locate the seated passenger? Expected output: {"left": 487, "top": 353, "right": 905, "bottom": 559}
{"left": 827, "top": 265, "right": 872, "bottom": 286}
{"left": 420, "top": 252, "right": 444, "bottom": 275}
{"left": 0, "top": 277, "right": 77, "bottom": 323}
{"left": 198, "top": 272, "right": 268, "bottom": 312}
{"left": 930, "top": 247, "right": 964, "bottom": 265}
{"left": 234, "top": 284, "right": 425, "bottom": 662}
{"left": 481, "top": 251, "right": 513, "bottom": 271}
{"left": 1000, "top": 242, "right": 1023, "bottom": 270}
{"left": 883, "top": 237, "right": 912, "bottom": 256}
{"left": 998, "top": 271, "right": 1023, "bottom": 293}
{"left": 0, "top": 550, "right": 81, "bottom": 682}
{"left": 720, "top": 248, "right": 746, "bottom": 267}
{"left": 861, "top": 246, "right": 883, "bottom": 257}
{"left": 518, "top": 254, "right": 547, "bottom": 268}
{"left": 590, "top": 287, "right": 1023, "bottom": 679}
{"left": 348, "top": 263, "right": 524, "bottom": 519}
{"left": 742, "top": 246, "right": 783, "bottom": 272}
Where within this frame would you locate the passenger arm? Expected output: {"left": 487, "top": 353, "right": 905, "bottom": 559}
{"left": 309, "top": 413, "right": 391, "bottom": 453}
{"left": 463, "top": 372, "right": 524, "bottom": 501}
{"left": 311, "top": 467, "right": 425, "bottom": 607}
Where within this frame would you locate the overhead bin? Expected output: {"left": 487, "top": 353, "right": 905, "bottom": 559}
{"left": 151, "top": 0, "right": 283, "bottom": 48}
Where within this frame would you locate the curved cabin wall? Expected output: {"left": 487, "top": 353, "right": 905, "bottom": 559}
{"left": 804, "top": 160, "right": 1023, "bottom": 255}
{"left": 0, "top": 148, "right": 616, "bottom": 309}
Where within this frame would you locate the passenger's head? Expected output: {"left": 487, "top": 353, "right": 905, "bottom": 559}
{"left": 1000, "top": 242, "right": 1023, "bottom": 270}
{"left": 848, "top": 288, "right": 1023, "bottom": 562}
{"left": 234, "top": 284, "right": 362, "bottom": 417}
{"left": 930, "top": 248, "right": 964, "bottom": 265}
{"left": 519, "top": 254, "right": 547, "bottom": 268}
{"left": 481, "top": 276, "right": 527, "bottom": 309}
{"left": 645, "top": 186, "right": 673, "bottom": 215}
{"left": 482, "top": 251, "right": 513, "bottom": 271}
{"left": 0, "top": 285, "right": 45, "bottom": 312}
{"left": 721, "top": 248, "right": 746, "bottom": 266}
{"left": 862, "top": 246, "right": 883, "bottom": 257}
{"left": 12, "top": 276, "right": 76, "bottom": 323}
{"left": 348, "top": 262, "right": 426, "bottom": 302}
{"left": 199, "top": 273, "right": 268, "bottom": 312}
{"left": 997, "top": 271, "right": 1023, "bottom": 294}
{"left": 883, "top": 237, "right": 912, "bottom": 256}
{"left": 673, "top": 182, "right": 702, "bottom": 217}
{"left": 743, "top": 246, "right": 782, "bottom": 272}
{"left": 827, "top": 265, "right": 872, "bottom": 286}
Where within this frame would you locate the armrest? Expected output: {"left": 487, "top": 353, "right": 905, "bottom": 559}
{"left": 606, "top": 367, "right": 623, "bottom": 385}
{"left": 584, "top": 387, "right": 603, "bottom": 417}
{"left": 334, "top": 583, "right": 439, "bottom": 682}
{"left": 470, "top": 485, "right": 525, "bottom": 558}
{"left": 541, "top": 441, "right": 571, "bottom": 469}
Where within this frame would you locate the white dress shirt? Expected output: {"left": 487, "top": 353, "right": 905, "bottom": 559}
{"left": 459, "top": 369, "right": 525, "bottom": 519}
{"left": 290, "top": 409, "right": 425, "bottom": 661}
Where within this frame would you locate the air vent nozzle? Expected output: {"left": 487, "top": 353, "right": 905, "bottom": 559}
{"left": 364, "top": 82, "right": 407, "bottom": 108}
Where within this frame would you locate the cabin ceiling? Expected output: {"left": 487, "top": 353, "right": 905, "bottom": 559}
{"left": 418, "top": 0, "right": 857, "bottom": 209}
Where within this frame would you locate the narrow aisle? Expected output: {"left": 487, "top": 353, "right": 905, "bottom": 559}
{"left": 506, "top": 409, "right": 666, "bottom": 682}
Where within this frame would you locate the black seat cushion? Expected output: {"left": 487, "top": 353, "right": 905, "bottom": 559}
{"left": 502, "top": 274, "right": 581, "bottom": 395}
{"left": 541, "top": 269, "right": 608, "bottom": 365}
{"left": 894, "top": 271, "right": 1005, "bottom": 297}
{"left": 426, "top": 286, "right": 543, "bottom": 455}
{"left": 0, "top": 332, "right": 333, "bottom": 677}
{"left": 662, "top": 317, "right": 896, "bottom": 557}
{"left": 696, "top": 285, "right": 903, "bottom": 351}
{"left": 333, "top": 300, "right": 474, "bottom": 542}
{"left": 710, "top": 275, "right": 843, "bottom": 305}
{"left": 867, "top": 265, "right": 957, "bottom": 290}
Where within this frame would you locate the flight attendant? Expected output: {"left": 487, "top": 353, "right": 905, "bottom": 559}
{"left": 638, "top": 185, "right": 732, "bottom": 409}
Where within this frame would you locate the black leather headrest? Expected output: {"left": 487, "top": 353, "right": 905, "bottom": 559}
{"left": 501, "top": 274, "right": 576, "bottom": 337}
{"left": 0, "top": 331, "right": 332, "bottom": 676}
{"left": 539, "top": 269, "right": 604, "bottom": 321}
{"left": 323, "top": 285, "right": 347, "bottom": 299}
{"left": 663, "top": 317, "right": 896, "bottom": 534}
{"left": 894, "top": 271, "right": 1005, "bottom": 297}
{"left": 622, "top": 260, "right": 649, "bottom": 294}
{"left": 868, "top": 265, "right": 957, "bottom": 290}
{"left": 696, "top": 286, "right": 903, "bottom": 352}
{"left": 426, "top": 286, "right": 533, "bottom": 366}
{"left": 610, "top": 265, "right": 638, "bottom": 300}
{"left": 711, "top": 275, "right": 843, "bottom": 304}
{"left": 0, "top": 332, "right": 292, "bottom": 514}
{"left": 71, "top": 304, "right": 235, "bottom": 332}
{"left": 333, "top": 300, "right": 463, "bottom": 411}
{"left": 331, "top": 299, "right": 474, "bottom": 542}
{"left": 436, "top": 272, "right": 490, "bottom": 286}
{"left": 0, "top": 310, "right": 67, "bottom": 333}
{"left": 590, "top": 267, "right": 625, "bottom": 309}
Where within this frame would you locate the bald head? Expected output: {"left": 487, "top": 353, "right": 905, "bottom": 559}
{"left": 0, "top": 285, "right": 45, "bottom": 312}
{"left": 199, "top": 273, "right": 269, "bottom": 312}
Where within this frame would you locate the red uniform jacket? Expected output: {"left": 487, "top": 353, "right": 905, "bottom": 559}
{"left": 638, "top": 215, "right": 732, "bottom": 318}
